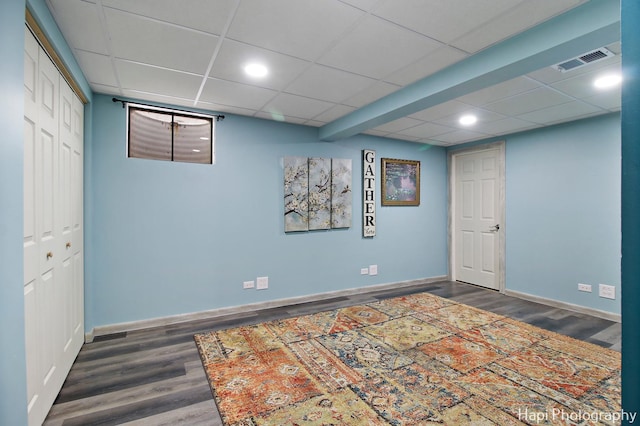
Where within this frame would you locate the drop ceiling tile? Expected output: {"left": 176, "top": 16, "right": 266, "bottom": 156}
{"left": 121, "top": 89, "right": 199, "bottom": 110}
{"left": 209, "top": 39, "right": 310, "bottom": 91}
{"left": 199, "top": 78, "right": 278, "bottom": 110}
{"left": 384, "top": 46, "right": 468, "bottom": 87}
{"left": 394, "top": 122, "right": 455, "bottom": 139}
{"left": 472, "top": 117, "right": 538, "bottom": 136}
{"left": 342, "top": 81, "right": 401, "bottom": 108}
{"left": 47, "top": 0, "right": 110, "bottom": 54}
{"left": 91, "top": 83, "right": 120, "bottom": 96}
{"left": 196, "top": 100, "right": 258, "bottom": 117}
{"left": 452, "top": 0, "right": 587, "bottom": 53}
{"left": 385, "top": 133, "right": 421, "bottom": 143}
{"left": 457, "top": 76, "right": 541, "bottom": 106}
{"left": 370, "top": 117, "right": 424, "bottom": 134}
{"left": 431, "top": 129, "right": 490, "bottom": 144}
{"left": 104, "top": 7, "right": 218, "bottom": 74}
{"left": 362, "top": 129, "right": 389, "bottom": 138}
{"left": 304, "top": 120, "right": 326, "bottom": 127}
{"left": 517, "top": 100, "right": 602, "bottom": 124}
{"left": 312, "top": 105, "right": 357, "bottom": 124}
{"left": 528, "top": 55, "right": 621, "bottom": 85}
{"left": 421, "top": 140, "right": 451, "bottom": 147}
{"left": 582, "top": 89, "right": 622, "bottom": 111}
{"left": 339, "top": 0, "right": 379, "bottom": 11}
{"left": 434, "top": 108, "right": 506, "bottom": 129}
{"left": 101, "top": 0, "right": 235, "bottom": 35}
{"left": 285, "top": 65, "right": 377, "bottom": 103}
{"left": 408, "top": 100, "right": 474, "bottom": 122}
{"left": 262, "top": 93, "right": 335, "bottom": 121}
{"left": 254, "top": 112, "right": 308, "bottom": 125}
{"left": 227, "top": 0, "right": 364, "bottom": 61}
{"left": 372, "top": 0, "right": 517, "bottom": 45}
{"left": 74, "top": 50, "right": 118, "bottom": 87}
{"left": 115, "top": 60, "right": 203, "bottom": 99}
{"left": 527, "top": 66, "right": 571, "bottom": 86}
{"left": 318, "top": 14, "right": 443, "bottom": 79}
{"left": 606, "top": 42, "right": 621, "bottom": 55}
{"left": 483, "top": 87, "right": 574, "bottom": 116}
{"left": 551, "top": 63, "right": 622, "bottom": 99}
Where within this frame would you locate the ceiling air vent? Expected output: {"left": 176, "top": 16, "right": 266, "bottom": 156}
{"left": 553, "top": 47, "right": 615, "bottom": 72}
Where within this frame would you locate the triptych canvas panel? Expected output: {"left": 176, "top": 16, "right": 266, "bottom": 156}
{"left": 284, "top": 157, "right": 352, "bottom": 233}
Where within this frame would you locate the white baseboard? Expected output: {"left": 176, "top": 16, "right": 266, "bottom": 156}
{"left": 86, "top": 276, "right": 448, "bottom": 342}
{"left": 504, "top": 289, "right": 621, "bottom": 323}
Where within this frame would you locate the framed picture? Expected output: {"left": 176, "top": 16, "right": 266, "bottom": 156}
{"left": 381, "top": 158, "right": 420, "bottom": 206}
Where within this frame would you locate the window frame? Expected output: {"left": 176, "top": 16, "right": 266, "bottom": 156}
{"left": 126, "top": 102, "right": 215, "bottom": 164}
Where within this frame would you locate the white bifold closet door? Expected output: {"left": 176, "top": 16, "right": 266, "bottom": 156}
{"left": 23, "top": 26, "right": 84, "bottom": 426}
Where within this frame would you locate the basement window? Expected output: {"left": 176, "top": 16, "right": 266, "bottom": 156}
{"left": 127, "top": 104, "right": 214, "bottom": 164}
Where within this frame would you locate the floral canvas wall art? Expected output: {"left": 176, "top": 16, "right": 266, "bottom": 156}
{"left": 284, "top": 156, "right": 309, "bottom": 232}
{"left": 308, "top": 158, "right": 332, "bottom": 230}
{"left": 284, "top": 157, "right": 352, "bottom": 233}
{"left": 331, "top": 158, "right": 352, "bottom": 229}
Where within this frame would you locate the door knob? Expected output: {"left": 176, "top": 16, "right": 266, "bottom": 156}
{"left": 491, "top": 224, "right": 500, "bottom": 231}
{"left": 46, "top": 251, "right": 53, "bottom": 260}
{"left": 66, "top": 242, "right": 72, "bottom": 249}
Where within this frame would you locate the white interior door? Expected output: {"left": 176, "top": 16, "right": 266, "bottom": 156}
{"left": 24, "top": 26, "right": 84, "bottom": 426}
{"left": 452, "top": 145, "right": 504, "bottom": 290}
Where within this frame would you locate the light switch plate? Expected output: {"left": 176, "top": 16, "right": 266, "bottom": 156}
{"left": 599, "top": 284, "right": 615, "bottom": 299}
{"left": 369, "top": 265, "right": 378, "bottom": 276}
{"left": 256, "top": 276, "right": 268, "bottom": 290}
{"left": 243, "top": 280, "right": 255, "bottom": 289}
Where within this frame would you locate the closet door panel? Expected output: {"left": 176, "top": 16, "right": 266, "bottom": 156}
{"left": 71, "top": 94, "right": 84, "bottom": 342}
{"left": 37, "top": 47, "right": 59, "bottom": 277}
{"left": 24, "top": 27, "right": 38, "bottom": 287}
{"left": 24, "top": 26, "right": 85, "bottom": 426}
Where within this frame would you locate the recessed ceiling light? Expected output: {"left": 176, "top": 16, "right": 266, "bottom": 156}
{"left": 244, "top": 63, "right": 268, "bottom": 78}
{"left": 594, "top": 73, "right": 622, "bottom": 89}
{"left": 459, "top": 114, "right": 478, "bottom": 126}
{"left": 199, "top": 136, "right": 209, "bottom": 140}
{"left": 192, "top": 149, "right": 201, "bottom": 153}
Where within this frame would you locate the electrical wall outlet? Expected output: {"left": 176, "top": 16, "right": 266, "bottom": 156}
{"left": 599, "top": 284, "right": 615, "bottom": 299}
{"left": 256, "top": 276, "right": 269, "bottom": 290}
{"left": 369, "top": 264, "right": 378, "bottom": 276}
{"left": 578, "top": 283, "right": 592, "bottom": 292}
{"left": 360, "top": 268, "right": 369, "bottom": 275}
{"left": 243, "top": 280, "right": 255, "bottom": 289}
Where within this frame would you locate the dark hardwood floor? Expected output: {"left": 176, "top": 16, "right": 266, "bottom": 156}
{"left": 43, "top": 280, "right": 621, "bottom": 425}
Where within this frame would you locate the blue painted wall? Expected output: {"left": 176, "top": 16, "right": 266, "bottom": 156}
{"left": 505, "top": 113, "right": 621, "bottom": 314}
{"left": 0, "top": 2, "right": 28, "bottom": 424}
{"left": 621, "top": 0, "right": 640, "bottom": 417}
{"left": 89, "top": 95, "right": 622, "bottom": 331}
{"left": 87, "top": 94, "right": 448, "bottom": 329}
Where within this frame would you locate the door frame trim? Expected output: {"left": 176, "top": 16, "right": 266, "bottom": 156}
{"left": 448, "top": 141, "right": 506, "bottom": 293}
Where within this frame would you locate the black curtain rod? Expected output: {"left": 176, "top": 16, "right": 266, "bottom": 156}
{"left": 112, "top": 97, "right": 225, "bottom": 122}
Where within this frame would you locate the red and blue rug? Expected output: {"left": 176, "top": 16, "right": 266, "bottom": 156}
{"left": 194, "top": 292, "right": 620, "bottom": 425}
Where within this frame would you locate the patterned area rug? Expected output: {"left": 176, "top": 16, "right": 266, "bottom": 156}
{"left": 194, "top": 292, "right": 620, "bottom": 425}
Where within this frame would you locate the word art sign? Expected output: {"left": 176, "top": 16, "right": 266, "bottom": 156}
{"left": 362, "top": 149, "right": 376, "bottom": 237}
